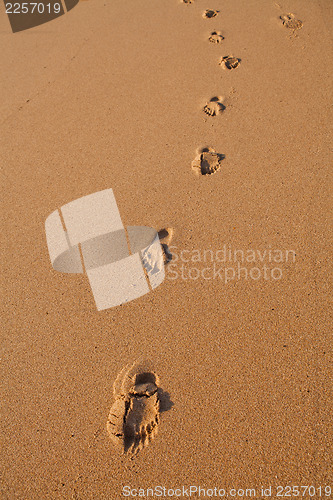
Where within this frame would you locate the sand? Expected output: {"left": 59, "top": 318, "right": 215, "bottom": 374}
{"left": 1, "top": 0, "right": 332, "bottom": 497}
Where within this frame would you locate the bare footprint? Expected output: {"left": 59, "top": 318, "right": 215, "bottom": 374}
{"left": 280, "top": 13, "right": 303, "bottom": 31}
{"left": 219, "top": 55, "right": 241, "bottom": 70}
{"left": 209, "top": 31, "right": 224, "bottom": 43}
{"left": 203, "top": 9, "right": 219, "bottom": 19}
{"left": 107, "top": 359, "right": 160, "bottom": 456}
{"left": 203, "top": 96, "right": 225, "bottom": 117}
{"left": 192, "top": 147, "right": 224, "bottom": 176}
{"left": 158, "top": 227, "right": 174, "bottom": 263}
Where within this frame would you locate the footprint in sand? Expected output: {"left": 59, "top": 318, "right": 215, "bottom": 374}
{"left": 209, "top": 31, "right": 224, "bottom": 43}
{"left": 107, "top": 359, "right": 161, "bottom": 456}
{"left": 192, "top": 147, "right": 224, "bottom": 176}
{"left": 203, "top": 9, "right": 219, "bottom": 19}
{"left": 158, "top": 227, "right": 174, "bottom": 264}
{"left": 203, "top": 96, "right": 225, "bottom": 117}
{"left": 280, "top": 13, "right": 303, "bottom": 31}
{"left": 219, "top": 55, "right": 241, "bottom": 70}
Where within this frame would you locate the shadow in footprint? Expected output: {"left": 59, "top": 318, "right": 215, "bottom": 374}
{"left": 108, "top": 360, "right": 168, "bottom": 456}
{"left": 219, "top": 55, "right": 241, "bottom": 70}
{"left": 280, "top": 13, "right": 303, "bottom": 31}
{"left": 192, "top": 147, "right": 225, "bottom": 176}
{"left": 209, "top": 31, "right": 224, "bottom": 43}
{"left": 158, "top": 228, "right": 174, "bottom": 264}
{"left": 203, "top": 9, "right": 219, "bottom": 18}
{"left": 203, "top": 96, "right": 226, "bottom": 116}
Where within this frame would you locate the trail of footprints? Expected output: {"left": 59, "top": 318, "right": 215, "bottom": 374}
{"left": 163, "top": 3, "right": 237, "bottom": 177}
{"left": 106, "top": 4, "right": 304, "bottom": 458}
{"left": 180, "top": 3, "right": 303, "bottom": 176}
{"left": 197, "top": 6, "right": 242, "bottom": 175}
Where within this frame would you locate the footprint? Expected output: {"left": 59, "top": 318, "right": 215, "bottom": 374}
{"left": 203, "top": 9, "right": 219, "bottom": 19}
{"left": 158, "top": 227, "right": 174, "bottom": 263}
{"left": 280, "top": 13, "right": 303, "bottom": 30}
{"left": 219, "top": 55, "right": 241, "bottom": 70}
{"left": 209, "top": 31, "right": 224, "bottom": 43}
{"left": 107, "top": 359, "right": 161, "bottom": 456}
{"left": 192, "top": 147, "right": 224, "bottom": 176}
{"left": 182, "top": 0, "right": 194, "bottom": 3}
{"left": 203, "top": 96, "right": 225, "bottom": 116}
